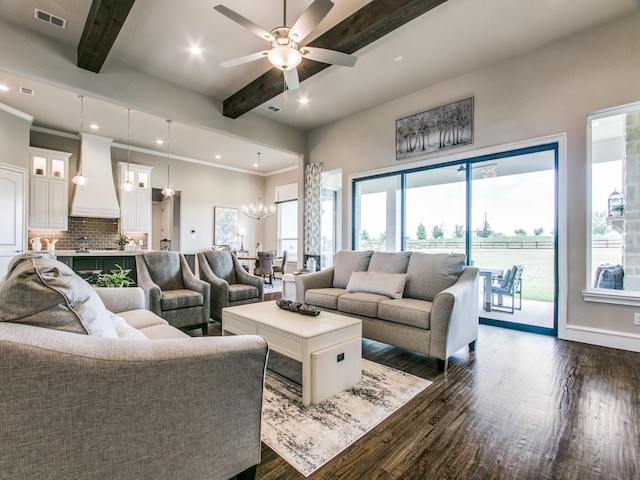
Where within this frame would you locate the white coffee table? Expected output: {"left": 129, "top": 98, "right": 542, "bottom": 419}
{"left": 222, "top": 301, "right": 362, "bottom": 406}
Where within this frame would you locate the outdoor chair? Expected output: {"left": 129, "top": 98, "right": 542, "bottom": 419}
{"left": 490, "top": 264, "right": 523, "bottom": 314}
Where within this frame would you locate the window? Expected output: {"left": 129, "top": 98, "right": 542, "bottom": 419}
{"left": 586, "top": 101, "right": 640, "bottom": 304}
{"left": 353, "top": 175, "right": 401, "bottom": 251}
{"left": 278, "top": 200, "right": 298, "bottom": 262}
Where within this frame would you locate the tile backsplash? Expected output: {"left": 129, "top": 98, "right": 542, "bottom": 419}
{"left": 28, "top": 217, "right": 148, "bottom": 251}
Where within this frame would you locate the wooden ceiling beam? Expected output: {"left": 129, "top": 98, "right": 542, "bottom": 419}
{"left": 78, "top": 0, "right": 136, "bottom": 73}
{"left": 222, "top": 0, "right": 448, "bottom": 120}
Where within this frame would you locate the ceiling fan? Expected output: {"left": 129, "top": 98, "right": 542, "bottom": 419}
{"left": 214, "top": 0, "right": 357, "bottom": 91}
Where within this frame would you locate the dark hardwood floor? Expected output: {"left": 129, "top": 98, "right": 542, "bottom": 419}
{"left": 207, "top": 324, "right": 640, "bottom": 479}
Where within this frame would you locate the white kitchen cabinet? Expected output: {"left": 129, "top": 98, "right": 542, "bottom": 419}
{"left": 28, "top": 148, "right": 71, "bottom": 230}
{"left": 118, "top": 162, "right": 152, "bottom": 233}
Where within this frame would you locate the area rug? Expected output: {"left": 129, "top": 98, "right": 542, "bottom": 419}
{"left": 261, "top": 359, "right": 432, "bottom": 477}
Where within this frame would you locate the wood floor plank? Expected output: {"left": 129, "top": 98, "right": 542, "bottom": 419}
{"left": 202, "top": 323, "right": 640, "bottom": 480}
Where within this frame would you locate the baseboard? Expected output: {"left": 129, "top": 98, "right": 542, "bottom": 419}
{"left": 564, "top": 324, "right": 640, "bottom": 353}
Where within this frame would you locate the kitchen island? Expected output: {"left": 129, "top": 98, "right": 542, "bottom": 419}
{"left": 53, "top": 251, "right": 196, "bottom": 283}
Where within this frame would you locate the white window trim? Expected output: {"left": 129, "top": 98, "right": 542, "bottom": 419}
{"left": 583, "top": 100, "right": 640, "bottom": 307}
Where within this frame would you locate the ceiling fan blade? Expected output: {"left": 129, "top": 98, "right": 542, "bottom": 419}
{"left": 214, "top": 5, "right": 275, "bottom": 42}
{"left": 301, "top": 46, "right": 357, "bottom": 67}
{"left": 220, "top": 51, "right": 269, "bottom": 68}
{"left": 284, "top": 68, "right": 300, "bottom": 90}
{"left": 289, "top": 0, "right": 334, "bottom": 43}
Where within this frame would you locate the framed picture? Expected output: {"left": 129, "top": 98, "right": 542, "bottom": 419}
{"left": 214, "top": 206, "right": 238, "bottom": 248}
{"left": 396, "top": 97, "right": 473, "bottom": 160}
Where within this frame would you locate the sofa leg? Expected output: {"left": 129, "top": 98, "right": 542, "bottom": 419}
{"left": 469, "top": 339, "right": 477, "bottom": 352}
{"left": 236, "top": 465, "right": 257, "bottom": 480}
{"left": 202, "top": 322, "right": 208, "bottom": 337}
{"left": 437, "top": 358, "right": 448, "bottom": 372}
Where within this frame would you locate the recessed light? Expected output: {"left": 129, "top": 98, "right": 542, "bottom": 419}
{"left": 0, "top": 85, "right": 9, "bottom": 92}
{"left": 215, "top": 154, "right": 221, "bottom": 159}
{"left": 90, "top": 123, "right": 99, "bottom": 130}
{"left": 394, "top": 55, "right": 404, "bottom": 63}
{"left": 299, "top": 97, "right": 309, "bottom": 104}
{"left": 253, "top": 163, "right": 259, "bottom": 168}
{"left": 190, "top": 45, "right": 203, "bottom": 55}
{"left": 156, "top": 139, "right": 164, "bottom": 145}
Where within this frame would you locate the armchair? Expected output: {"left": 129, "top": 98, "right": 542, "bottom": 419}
{"left": 136, "top": 251, "right": 210, "bottom": 335}
{"left": 197, "top": 250, "right": 264, "bottom": 323}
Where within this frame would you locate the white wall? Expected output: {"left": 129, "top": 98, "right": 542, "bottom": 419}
{"left": 307, "top": 13, "right": 640, "bottom": 346}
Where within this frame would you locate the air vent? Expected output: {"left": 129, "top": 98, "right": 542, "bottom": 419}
{"left": 34, "top": 8, "right": 67, "bottom": 28}
{"left": 266, "top": 105, "right": 281, "bottom": 113}
{"left": 19, "top": 86, "right": 34, "bottom": 96}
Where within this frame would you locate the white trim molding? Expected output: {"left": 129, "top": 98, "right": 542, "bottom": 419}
{"left": 565, "top": 324, "right": 640, "bottom": 353}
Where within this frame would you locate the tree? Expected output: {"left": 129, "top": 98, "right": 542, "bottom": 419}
{"left": 416, "top": 223, "right": 427, "bottom": 240}
{"left": 360, "top": 229, "right": 370, "bottom": 242}
{"left": 533, "top": 227, "right": 544, "bottom": 236}
{"left": 453, "top": 224, "right": 464, "bottom": 238}
{"left": 431, "top": 224, "right": 444, "bottom": 239}
{"left": 514, "top": 228, "right": 527, "bottom": 236}
{"left": 379, "top": 232, "right": 386, "bottom": 243}
{"left": 479, "top": 219, "right": 493, "bottom": 238}
{"left": 592, "top": 210, "right": 609, "bottom": 235}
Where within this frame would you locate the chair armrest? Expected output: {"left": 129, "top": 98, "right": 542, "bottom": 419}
{"left": 232, "top": 256, "right": 264, "bottom": 299}
{"left": 429, "top": 267, "right": 479, "bottom": 361}
{"left": 295, "top": 267, "right": 335, "bottom": 303}
{"left": 134, "top": 256, "right": 162, "bottom": 315}
{"left": 0, "top": 323, "right": 268, "bottom": 480}
{"left": 95, "top": 287, "right": 146, "bottom": 313}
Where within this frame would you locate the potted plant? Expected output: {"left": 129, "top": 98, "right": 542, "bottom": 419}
{"left": 94, "top": 264, "right": 135, "bottom": 288}
{"left": 611, "top": 204, "right": 625, "bottom": 216}
{"left": 116, "top": 232, "right": 127, "bottom": 250}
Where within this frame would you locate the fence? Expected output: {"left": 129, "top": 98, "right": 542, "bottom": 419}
{"left": 364, "top": 238, "right": 622, "bottom": 251}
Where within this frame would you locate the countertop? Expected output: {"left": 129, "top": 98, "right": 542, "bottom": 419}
{"left": 52, "top": 250, "right": 146, "bottom": 257}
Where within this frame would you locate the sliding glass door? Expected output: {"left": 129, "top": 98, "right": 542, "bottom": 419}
{"left": 352, "top": 144, "right": 558, "bottom": 335}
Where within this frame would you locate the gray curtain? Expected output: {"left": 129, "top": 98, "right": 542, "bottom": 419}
{"left": 304, "top": 162, "right": 323, "bottom": 260}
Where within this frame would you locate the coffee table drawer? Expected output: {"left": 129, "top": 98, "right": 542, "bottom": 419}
{"left": 222, "top": 315, "right": 258, "bottom": 335}
{"left": 259, "top": 328, "right": 303, "bottom": 359}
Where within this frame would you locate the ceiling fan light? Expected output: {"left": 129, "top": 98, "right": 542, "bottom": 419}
{"left": 268, "top": 45, "right": 302, "bottom": 70}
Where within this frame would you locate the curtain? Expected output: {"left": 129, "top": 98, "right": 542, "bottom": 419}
{"left": 304, "top": 162, "right": 323, "bottom": 259}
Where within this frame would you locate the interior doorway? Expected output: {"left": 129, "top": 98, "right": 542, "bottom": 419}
{"left": 151, "top": 189, "right": 180, "bottom": 251}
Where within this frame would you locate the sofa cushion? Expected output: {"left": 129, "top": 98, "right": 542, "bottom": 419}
{"left": 161, "top": 289, "right": 203, "bottom": 310}
{"left": 229, "top": 284, "right": 260, "bottom": 302}
{"left": 378, "top": 298, "right": 432, "bottom": 329}
{"left": 338, "top": 292, "right": 388, "bottom": 318}
{"left": 346, "top": 271, "right": 407, "bottom": 299}
{"left": 405, "top": 253, "right": 466, "bottom": 302}
{"left": 118, "top": 309, "right": 169, "bottom": 329}
{"left": 305, "top": 288, "right": 347, "bottom": 309}
{"left": 138, "top": 323, "right": 190, "bottom": 339}
{"left": 368, "top": 251, "right": 412, "bottom": 273}
{"left": 0, "top": 254, "right": 118, "bottom": 338}
{"left": 333, "top": 250, "right": 374, "bottom": 288}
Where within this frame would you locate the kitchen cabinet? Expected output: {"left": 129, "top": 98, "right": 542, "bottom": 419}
{"left": 29, "top": 148, "right": 71, "bottom": 230}
{"left": 118, "top": 162, "right": 152, "bottom": 233}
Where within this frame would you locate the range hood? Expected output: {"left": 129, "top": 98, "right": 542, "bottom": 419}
{"left": 70, "top": 133, "right": 120, "bottom": 218}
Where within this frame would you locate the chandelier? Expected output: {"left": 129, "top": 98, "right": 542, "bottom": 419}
{"left": 243, "top": 153, "right": 275, "bottom": 220}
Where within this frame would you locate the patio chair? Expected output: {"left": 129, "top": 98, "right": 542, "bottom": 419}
{"left": 490, "top": 264, "right": 523, "bottom": 313}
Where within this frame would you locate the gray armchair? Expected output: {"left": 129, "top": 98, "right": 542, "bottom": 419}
{"left": 136, "top": 251, "right": 210, "bottom": 335}
{"left": 197, "top": 250, "right": 264, "bottom": 323}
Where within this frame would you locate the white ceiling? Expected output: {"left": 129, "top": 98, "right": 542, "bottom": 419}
{"left": 0, "top": 0, "right": 637, "bottom": 173}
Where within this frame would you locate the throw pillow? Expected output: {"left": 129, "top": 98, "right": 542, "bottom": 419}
{"left": 346, "top": 271, "right": 407, "bottom": 299}
{"left": 368, "top": 251, "right": 412, "bottom": 273}
{"left": 109, "top": 313, "right": 148, "bottom": 340}
{"left": 0, "top": 253, "right": 118, "bottom": 337}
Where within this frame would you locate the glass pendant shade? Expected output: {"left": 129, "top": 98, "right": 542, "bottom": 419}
{"left": 163, "top": 119, "right": 175, "bottom": 197}
{"left": 72, "top": 95, "right": 89, "bottom": 185}
{"left": 122, "top": 108, "right": 134, "bottom": 192}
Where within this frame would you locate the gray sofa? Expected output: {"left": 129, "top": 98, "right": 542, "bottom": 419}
{"left": 0, "top": 254, "right": 268, "bottom": 480}
{"left": 296, "top": 250, "right": 479, "bottom": 371}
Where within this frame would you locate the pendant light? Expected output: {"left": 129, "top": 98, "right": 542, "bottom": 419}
{"left": 242, "top": 152, "right": 275, "bottom": 220}
{"left": 72, "top": 95, "right": 89, "bottom": 185}
{"left": 122, "top": 108, "right": 134, "bottom": 192}
{"left": 161, "top": 119, "right": 175, "bottom": 197}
